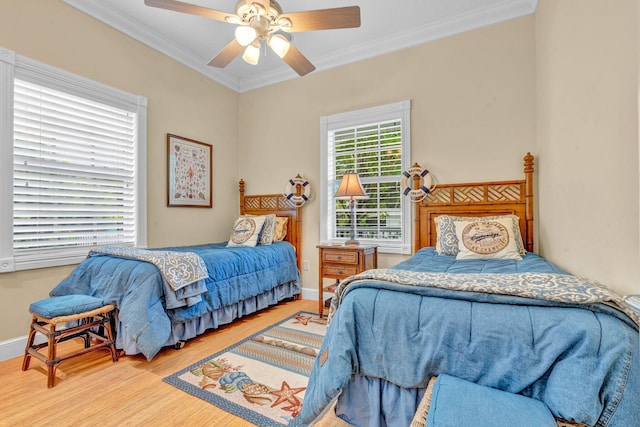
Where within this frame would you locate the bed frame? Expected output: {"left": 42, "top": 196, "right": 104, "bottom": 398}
{"left": 239, "top": 179, "right": 303, "bottom": 271}
{"left": 414, "top": 153, "right": 535, "bottom": 253}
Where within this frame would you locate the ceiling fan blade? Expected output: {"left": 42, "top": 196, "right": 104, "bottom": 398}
{"left": 144, "top": 0, "right": 232, "bottom": 23}
{"left": 281, "top": 44, "right": 316, "bottom": 76}
{"left": 280, "top": 6, "right": 361, "bottom": 32}
{"left": 207, "top": 39, "right": 244, "bottom": 68}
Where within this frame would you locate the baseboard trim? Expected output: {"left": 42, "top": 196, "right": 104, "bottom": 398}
{"left": 0, "top": 335, "right": 45, "bottom": 362}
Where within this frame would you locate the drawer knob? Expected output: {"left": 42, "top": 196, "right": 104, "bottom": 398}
{"left": 336, "top": 256, "right": 341, "bottom": 259}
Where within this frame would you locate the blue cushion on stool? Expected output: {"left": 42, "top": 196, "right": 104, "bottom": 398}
{"left": 29, "top": 295, "right": 107, "bottom": 318}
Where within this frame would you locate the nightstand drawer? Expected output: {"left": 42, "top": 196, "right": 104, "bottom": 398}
{"left": 322, "top": 250, "right": 359, "bottom": 264}
{"left": 323, "top": 264, "right": 359, "bottom": 278}
{"left": 317, "top": 244, "right": 378, "bottom": 318}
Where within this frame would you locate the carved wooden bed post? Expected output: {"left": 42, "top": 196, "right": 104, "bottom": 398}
{"left": 523, "top": 153, "right": 534, "bottom": 253}
{"left": 239, "top": 179, "right": 246, "bottom": 212}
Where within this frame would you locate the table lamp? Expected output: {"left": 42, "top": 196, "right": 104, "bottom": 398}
{"left": 335, "top": 172, "right": 368, "bottom": 245}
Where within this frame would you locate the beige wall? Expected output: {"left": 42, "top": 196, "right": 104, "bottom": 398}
{"left": 239, "top": 16, "right": 537, "bottom": 288}
{"left": 536, "top": 0, "right": 640, "bottom": 295}
{"left": 0, "top": 0, "right": 239, "bottom": 341}
{"left": 2, "top": 0, "right": 638, "bottom": 347}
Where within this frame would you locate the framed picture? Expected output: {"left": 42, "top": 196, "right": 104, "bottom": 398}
{"left": 167, "top": 134, "right": 212, "bottom": 207}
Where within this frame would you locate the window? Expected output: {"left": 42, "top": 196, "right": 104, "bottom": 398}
{"left": 0, "top": 48, "right": 147, "bottom": 272}
{"left": 320, "top": 101, "right": 411, "bottom": 254}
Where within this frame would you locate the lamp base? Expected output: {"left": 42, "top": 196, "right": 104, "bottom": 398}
{"left": 344, "top": 239, "right": 360, "bottom": 246}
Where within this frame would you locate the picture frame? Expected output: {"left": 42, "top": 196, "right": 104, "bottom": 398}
{"left": 167, "top": 133, "right": 212, "bottom": 208}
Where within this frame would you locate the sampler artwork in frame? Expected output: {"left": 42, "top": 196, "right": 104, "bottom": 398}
{"left": 167, "top": 134, "right": 212, "bottom": 208}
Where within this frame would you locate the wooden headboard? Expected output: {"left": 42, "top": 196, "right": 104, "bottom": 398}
{"left": 239, "top": 179, "right": 302, "bottom": 271}
{"left": 414, "top": 153, "right": 534, "bottom": 253}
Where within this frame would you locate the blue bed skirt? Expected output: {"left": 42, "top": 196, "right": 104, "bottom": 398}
{"left": 116, "top": 279, "right": 299, "bottom": 355}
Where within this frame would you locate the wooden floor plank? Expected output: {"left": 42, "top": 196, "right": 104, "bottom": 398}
{"left": 0, "top": 299, "right": 319, "bottom": 426}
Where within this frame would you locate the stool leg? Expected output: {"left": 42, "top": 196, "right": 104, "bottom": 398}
{"left": 81, "top": 318, "right": 91, "bottom": 348}
{"left": 104, "top": 312, "right": 119, "bottom": 362}
{"left": 22, "top": 316, "right": 37, "bottom": 371}
{"left": 46, "top": 323, "right": 58, "bottom": 388}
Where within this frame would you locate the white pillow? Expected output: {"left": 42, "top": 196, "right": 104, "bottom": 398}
{"left": 454, "top": 217, "right": 523, "bottom": 260}
{"left": 227, "top": 216, "right": 267, "bottom": 247}
{"left": 436, "top": 214, "right": 526, "bottom": 256}
{"left": 241, "top": 214, "right": 276, "bottom": 245}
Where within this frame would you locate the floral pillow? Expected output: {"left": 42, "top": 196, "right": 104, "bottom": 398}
{"left": 436, "top": 214, "right": 526, "bottom": 256}
{"left": 273, "top": 217, "right": 289, "bottom": 242}
{"left": 453, "top": 217, "right": 523, "bottom": 260}
{"left": 227, "top": 215, "right": 267, "bottom": 247}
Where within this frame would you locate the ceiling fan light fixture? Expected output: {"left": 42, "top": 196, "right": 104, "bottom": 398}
{"left": 268, "top": 33, "right": 290, "bottom": 58}
{"left": 225, "top": 15, "right": 242, "bottom": 25}
{"left": 242, "top": 42, "right": 260, "bottom": 65}
{"left": 276, "top": 17, "right": 292, "bottom": 31}
{"left": 251, "top": 2, "right": 266, "bottom": 16}
{"left": 235, "top": 25, "right": 257, "bottom": 46}
{"left": 144, "top": 0, "right": 361, "bottom": 77}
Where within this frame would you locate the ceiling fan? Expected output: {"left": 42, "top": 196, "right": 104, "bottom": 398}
{"left": 144, "top": 0, "right": 361, "bottom": 76}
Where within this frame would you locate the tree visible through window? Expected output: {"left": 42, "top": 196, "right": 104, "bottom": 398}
{"left": 334, "top": 121, "right": 403, "bottom": 241}
{"left": 320, "top": 101, "right": 411, "bottom": 254}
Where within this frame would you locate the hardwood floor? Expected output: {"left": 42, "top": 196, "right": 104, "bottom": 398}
{"left": 0, "top": 299, "right": 321, "bottom": 427}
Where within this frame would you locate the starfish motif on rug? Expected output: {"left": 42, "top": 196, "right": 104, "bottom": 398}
{"left": 270, "top": 380, "right": 306, "bottom": 408}
{"left": 281, "top": 401, "right": 303, "bottom": 418}
{"left": 293, "top": 314, "right": 327, "bottom": 326}
{"left": 293, "top": 314, "right": 313, "bottom": 325}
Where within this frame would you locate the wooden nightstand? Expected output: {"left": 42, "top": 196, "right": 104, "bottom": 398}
{"left": 317, "top": 244, "right": 378, "bottom": 317}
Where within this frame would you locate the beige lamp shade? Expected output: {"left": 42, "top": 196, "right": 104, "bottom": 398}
{"left": 335, "top": 173, "right": 368, "bottom": 200}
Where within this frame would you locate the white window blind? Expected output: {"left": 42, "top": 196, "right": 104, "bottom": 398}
{"left": 333, "top": 120, "right": 403, "bottom": 241}
{"left": 320, "top": 101, "right": 411, "bottom": 254}
{"left": 13, "top": 79, "right": 136, "bottom": 254}
{"left": 0, "top": 47, "right": 147, "bottom": 272}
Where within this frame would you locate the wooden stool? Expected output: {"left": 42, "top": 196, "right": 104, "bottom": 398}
{"left": 22, "top": 295, "right": 119, "bottom": 388}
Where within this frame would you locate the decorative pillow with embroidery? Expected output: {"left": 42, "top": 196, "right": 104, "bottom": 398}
{"left": 436, "top": 214, "right": 526, "bottom": 256}
{"left": 273, "top": 217, "right": 289, "bottom": 242}
{"left": 453, "top": 217, "right": 523, "bottom": 260}
{"left": 237, "top": 214, "right": 276, "bottom": 245}
{"left": 227, "top": 215, "right": 267, "bottom": 247}
{"left": 258, "top": 214, "right": 277, "bottom": 245}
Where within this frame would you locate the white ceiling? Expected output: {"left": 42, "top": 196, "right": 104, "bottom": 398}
{"left": 63, "top": 0, "right": 538, "bottom": 93}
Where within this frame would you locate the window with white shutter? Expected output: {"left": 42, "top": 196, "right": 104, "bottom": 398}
{"left": 320, "top": 101, "right": 411, "bottom": 254}
{"left": 0, "top": 48, "right": 147, "bottom": 272}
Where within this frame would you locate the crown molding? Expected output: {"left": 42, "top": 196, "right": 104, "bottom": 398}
{"left": 63, "top": 0, "right": 538, "bottom": 93}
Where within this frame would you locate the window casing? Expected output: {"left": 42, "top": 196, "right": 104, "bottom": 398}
{"left": 0, "top": 48, "right": 147, "bottom": 272}
{"left": 320, "top": 101, "right": 411, "bottom": 254}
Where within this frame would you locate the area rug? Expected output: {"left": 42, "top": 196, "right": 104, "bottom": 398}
{"left": 164, "top": 312, "right": 327, "bottom": 426}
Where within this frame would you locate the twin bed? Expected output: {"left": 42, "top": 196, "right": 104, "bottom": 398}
{"left": 46, "top": 155, "right": 639, "bottom": 426}
{"left": 49, "top": 180, "right": 303, "bottom": 361}
{"left": 301, "top": 154, "right": 639, "bottom": 427}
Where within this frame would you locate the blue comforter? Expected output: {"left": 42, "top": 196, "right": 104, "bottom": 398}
{"left": 301, "top": 248, "right": 639, "bottom": 426}
{"left": 50, "top": 242, "right": 300, "bottom": 360}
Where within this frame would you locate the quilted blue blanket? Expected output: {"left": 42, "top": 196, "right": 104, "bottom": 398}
{"left": 50, "top": 242, "right": 300, "bottom": 360}
{"left": 301, "top": 248, "right": 639, "bottom": 426}
{"left": 89, "top": 246, "right": 209, "bottom": 309}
